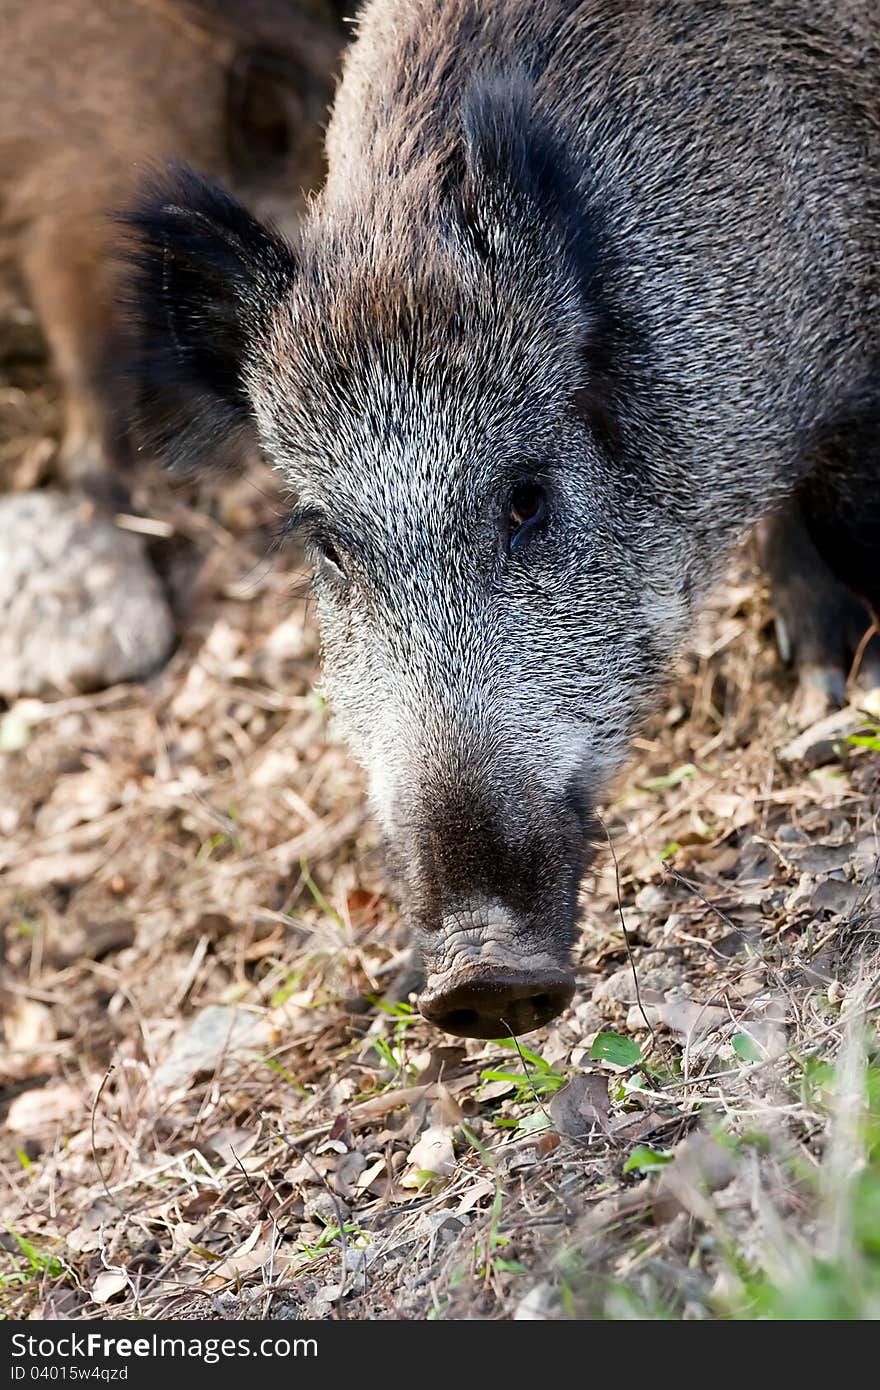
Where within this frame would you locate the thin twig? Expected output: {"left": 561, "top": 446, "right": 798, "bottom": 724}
{"left": 502, "top": 1029, "right": 555, "bottom": 1131}
{"left": 848, "top": 620, "right": 879, "bottom": 689}
{"left": 596, "top": 812, "right": 657, "bottom": 1044}
{"left": 90, "top": 1065, "right": 127, "bottom": 1215}
{"left": 274, "top": 1124, "right": 352, "bottom": 1318}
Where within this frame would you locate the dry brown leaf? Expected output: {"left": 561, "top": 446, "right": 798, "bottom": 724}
{"left": 417, "top": 1044, "right": 468, "bottom": 1084}
{"left": 354, "top": 1157, "right": 387, "bottom": 1192}
{"left": 90, "top": 1271, "right": 128, "bottom": 1304}
{"left": 203, "top": 1225, "right": 274, "bottom": 1286}
{"left": 150, "top": 1006, "right": 270, "bottom": 1094}
{"left": 654, "top": 1132, "right": 737, "bottom": 1224}
{"left": 630, "top": 995, "right": 727, "bottom": 1041}
{"left": 202, "top": 1127, "right": 259, "bottom": 1166}
{"left": 1, "top": 998, "right": 56, "bottom": 1081}
{"left": 400, "top": 1126, "right": 456, "bottom": 1188}
{"left": 478, "top": 1078, "right": 516, "bottom": 1101}
{"left": 456, "top": 1177, "right": 495, "bottom": 1214}
{"left": 7, "top": 1082, "right": 81, "bottom": 1134}
{"left": 431, "top": 1082, "right": 465, "bottom": 1128}
{"left": 609, "top": 1110, "right": 670, "bottom": 1143}
{"left": 778, "top": 706, "right": 866, "bottom": 767}
{"left": 548, "top": 1074, "right": 610, "bottom": 1139}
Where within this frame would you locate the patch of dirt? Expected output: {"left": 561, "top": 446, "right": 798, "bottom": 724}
{"left": 2, "top": 345, "right": 880, "bottom": 1320}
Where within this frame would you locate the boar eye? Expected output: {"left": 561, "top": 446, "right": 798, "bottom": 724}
{"left": 315, "top": 537, "right": 347, "bottom": 583}
{"left": 508, "top": 481, "right": 547, "bottom": 553}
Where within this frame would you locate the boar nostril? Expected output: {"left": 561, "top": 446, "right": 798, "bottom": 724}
{"left": 418, "top": 969, "right": 574, "bottom": 1039}
{"left": 443, "top": 1009, "right": 481, "bottom": 1033}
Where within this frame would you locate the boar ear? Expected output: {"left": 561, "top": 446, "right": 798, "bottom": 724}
{"left": 460, "top": 73, "right": 578, "bottom": 232}
{"left": 460, "top": 75, "right": 623, "bottom": 453}
{"left": 458, "top": 71, "right": 595, "bottom": 278}
{"left": 124, "top": 166, "right": 296, "bottom": 471}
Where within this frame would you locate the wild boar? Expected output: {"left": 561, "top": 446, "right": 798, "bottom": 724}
{"left": 128, "top": 0, "right": 880, "bottom": 1035}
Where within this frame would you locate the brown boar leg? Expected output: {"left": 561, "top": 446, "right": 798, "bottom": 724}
{"left": 758, "top": 498, "right": 880, "bottom": 705}
{"left": 21, "top": 212, "right": 131, "bottom": 504}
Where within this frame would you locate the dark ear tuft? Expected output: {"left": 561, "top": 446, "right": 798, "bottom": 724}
{"left": 461, "top": 70, "right": 541, "bottom": 198}
{"left": 460, "top": 73, "right": 625, "bottom": 457}
{"left": 457, "top": 70, "right": 597, "bottom": 283}
{"left": 460, "top": 72, "right": 577, "bottom": 235}
{"left": 121, "top": 165, "right": 296, "bottom": 471}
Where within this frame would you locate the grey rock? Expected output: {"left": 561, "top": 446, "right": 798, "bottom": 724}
{"left": 0, "top": 490, "right": 173, "bottom": 698}
{"left": 592, "top": 960, "right": 682, "bottom": 1021}
{"left": 513, "top": 1282, "right": 562, "bottom": 1320}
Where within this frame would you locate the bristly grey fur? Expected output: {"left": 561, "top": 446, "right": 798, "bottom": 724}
{"left": 127, "top": 0, "right": 880, "bottom": 1029}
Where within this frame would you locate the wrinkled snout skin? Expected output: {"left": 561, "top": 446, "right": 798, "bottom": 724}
{"left": 383, "top": 771, "right": 593, "bottom": 1036}
{"left": 130, "top": 1, "right": 880, "bottom": 1035}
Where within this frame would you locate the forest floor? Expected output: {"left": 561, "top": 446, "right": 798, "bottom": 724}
{"left": 2, "top": 339, "right": 880, "bottom": 1321}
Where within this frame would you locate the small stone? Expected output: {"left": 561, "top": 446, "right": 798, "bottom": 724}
{"left": 514, "top": 1283, "right": 561, "bottom": 1320}
{"left": 303, "top": 1192, "right": 346, "bottom": 1226}
{"left": 635, "top": 884, "right": 667, "bottom": 913}
{"left": 592, "top": 961, "right": 681, "bottom": 1022}
{"left": 0, "top": 491, "right": 173, "bottom": 698}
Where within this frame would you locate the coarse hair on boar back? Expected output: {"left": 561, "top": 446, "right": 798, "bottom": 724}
{"left": 127, "top": 0, "right": 880, "bottom": 1039}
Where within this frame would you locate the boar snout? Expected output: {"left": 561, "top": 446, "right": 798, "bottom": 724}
{"left": 419, "top": 967, "right": 575, "bottom": 1039}
{"left": 416, "top": 906, "right": 576, "bottom": 1038}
